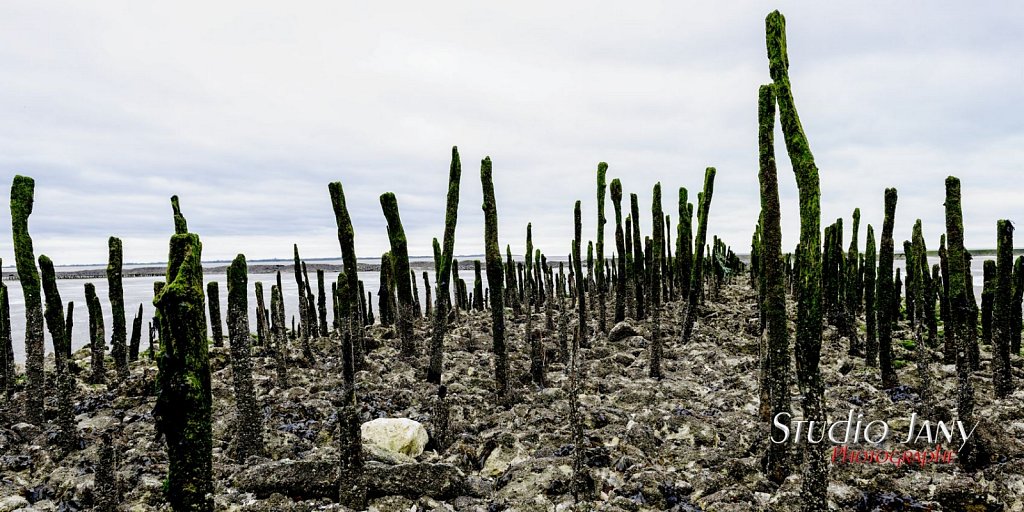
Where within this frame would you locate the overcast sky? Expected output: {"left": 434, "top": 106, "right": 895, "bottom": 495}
{"left": 1, "top": 1, "right": 1022, "bottom": 267}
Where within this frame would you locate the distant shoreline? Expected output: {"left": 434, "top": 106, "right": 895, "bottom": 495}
{"left": 2, "top": 248, "right": 1019, "bottom": 281}
{"left": 0, "top": 259, "right": 484, "bottom": 281}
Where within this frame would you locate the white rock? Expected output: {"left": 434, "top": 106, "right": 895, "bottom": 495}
{"left": 360, "top": 418, "right": 429, "bottom": 458}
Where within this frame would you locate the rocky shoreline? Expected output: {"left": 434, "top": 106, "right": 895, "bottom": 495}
{"left": 0, "top": 282, "right": 1022, "bottom": 511}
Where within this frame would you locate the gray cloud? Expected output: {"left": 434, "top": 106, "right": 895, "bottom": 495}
{"left": 1, "top": 1, "right": 1022, "bottom": 268}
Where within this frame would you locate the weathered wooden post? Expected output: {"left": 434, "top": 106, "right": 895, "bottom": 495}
{"left": 766, "top": 11, "right": 827, "bottom": 507}
{"left": 428, "top": 147, "right": 462, "bottom": 384}
{"left": 381, "top": 192, "right": 416, "bottom": 356}
{"left": 153, "top": 197, "right": 213, "bottom": 511}
{"left": 227, "top": 254, "right": 264, "bottom": 461}
{"left": 10, "top": 175, "right": 45, "bottom": 423}
{"left": 481, "top": 156, "right": 509, "bottom": 400}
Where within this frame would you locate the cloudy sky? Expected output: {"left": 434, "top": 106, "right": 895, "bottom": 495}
{"left": 1, "top": 1, "right": 1022, "bottom": 267}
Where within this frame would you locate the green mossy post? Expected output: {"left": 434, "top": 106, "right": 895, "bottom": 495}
{"left": 255, "top": 282, "right": 268, "bottom": 346}
{"left": 596, "top": 162, "right": 608, "bottom": 334}
{"left": 758, "top": 83, "right": 791, "bottom": 483}
{"left": 610, "top": 179, "right": 627, "bottom": 323}
{"left": 0, "top": 280, "right": 10, "bottom": 397}
{"left": 573, "top": 200, "right": 587, "bottom": 349}
{"left": 517, "top": 262, "right": 526, "bottom": 307}
{"left": 864, "top": 226, "right": 878, "bottom": 366}
{"left": 317, "top": 269, "right": 329, "bottom": 335}
{"left": 586, "top": 242, "right": 594, "bottom": 299}
{"left": 505, "top": 245, "right": 520, "bottom": 315}
{"left": 939, "top": 235, "right": 954, "bottom": 362}
{"left": 481, "top": 157, "right": 509, "bottom": 400}
{"left": 271, "top": 283, "right": 288, "bottom": 387}
{"left": 304, "top": 266, "right": 317, "bottom": 336}
{"left": 664, "top": 214, "right": 673, "bottom": 300}
{"left": 905, "top": 239, "right": 921, "bottom": 323}
{"left": 380, "top": 192, "right": 416, "bottom": 356}
{"left": 678, "top": 189, "right": 693, "bottom": 300}
{"left": 452, "top": 259, "right": 465, "bottom": 312}
{"left": 423, "top": 272, "right": 433, "bottom": 319}
{"left": 766, "top": 11, "right": 828, "bottom": 508}
{"left": 570, "top": 199, "right": 589, "bottom": 500}
{"left": 11, "top": 175, "right": 45, "bottom": 424}
{"left": 207, "top": 282, "right": 223, "bottom": 348}
{"left": 85, "top": 283, "right": 107, "bottom": 385}
{"left": 433, "top": 238, "right": 442, "bottom": 278}
{"left": 332, "top": 281, "right": 341, "bottom": 332}
{"left": 911, "top": 221, "right": 932, "bottom": 402}
{"left": 982, "top": 261, "right": 995, "bottom": 346}
{"left": 877, "top": 189, "right": 899, "bottom": 389}
{"left": 39, "top": 255, "right": 69, "bottom": 373}
{"left": 543, "top": 256, "right": 555, "bottom": 330}
{"left": 473, "top": 261, "right": 484, "bottom": 311}
{"left": 965, "top": 250, "right": 980, "bottom": 370}
{"left": 153, "top": 281, "right": 165, "bottom": 351}
{"left": 993, "top": 219, "right": 1014, "bottom": 398}
{"left": 1011, "top": 256, "right": 1024, "bottom": 356}
{"left": 428, "top": 147, "right": 462, "bottom": 385}
{"left": 40, "top": 254, "right": 79, "bottom": 452}
{"left": 624, "top": 215, "right": 634, "bottom": 317}
{"left": 893, "top": 269, "right": 903, "bottom": 324}
{"left": 107, "top": 237, "right": 129, "bottom": 382}
{"left": 630, "top": 193, "right": 645, "bottom": 320}
{"left": 681, "top": 168, "right": 716, "bottom": 345}
{"left": 148, "top": 320, "right": 155, "bottom": 360}
{"left": 649, "top": 183, "right": 664, "bottom": 379}
{"left": 129, "top": 304, "right": 143, "bottom": 362}
{"left": 153, "top": 200, "right": 212, "bottom": 511}
{"left": 526, "top": 223, "right": 545, "bottom": 386}
{"left": 944, "top": 176, "right": 976, "bottom": 468}
{"left": 846, "top": 209, "right": 861, "bottom": 353}
{"left": 378, "top": 252, "right": 395, "bottom": 326}
{"left": 292, "top": 245, "right": 312, "bottom": 355}
{"left": 329, "top": 180, "right": 364, "bottom": 369}
{"left": 911, "top": 220, "right": 936, "bottom": 347}
{"left": 410, "top": 270, "right": 421, "bottom": 318}
{"left": 227, "top": 254, "right": 264, "bottom": 461}
{"left": 171, "top": 195, "right": 188, "bottom": 234}
{"left": 928, "top": 264, "right": 940, "bottom": 347}
{"left": 904, "top": 240, "right": 917, "bottom": 326}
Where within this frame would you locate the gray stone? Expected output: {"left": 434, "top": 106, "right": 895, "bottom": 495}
{"left": 608, "top": 321, "right": 640, "bottom": 342}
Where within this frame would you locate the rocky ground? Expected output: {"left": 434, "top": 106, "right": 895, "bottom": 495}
{"left": 1, "top": 281, "right": 1023, "bottom": 511}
